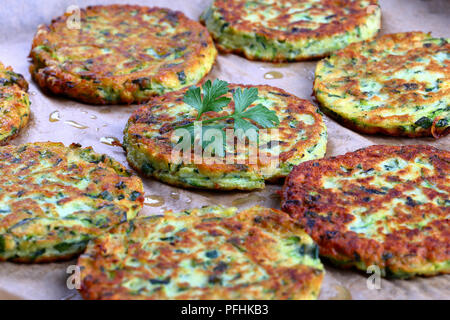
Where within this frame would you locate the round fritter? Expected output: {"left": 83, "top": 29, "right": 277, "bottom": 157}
{"left": 282, "top": 145, "right": 450, "bottom": 278}
{"left": 78, "top": 205, "right": 324, "bottom": 300}
{"left": 314, "top": 32, "right": 450, "bottom": 138}
{"left": 200, "top": 0, "right": 381, "bottom": 62}
{"left": 0, "top": 62, "right": 30, "bottom": 145}
{"left": 29, "top": 5, "right": 217, "bottom": 105}
{"left": 123, "top": 84, "right": 327, "bottom": 190}
{"left": 0, "top": 142, "right": 144, "bottom": 263}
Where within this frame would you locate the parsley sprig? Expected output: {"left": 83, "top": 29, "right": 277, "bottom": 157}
{"left": 175, "top": 80, "right": 280, "bottom": 143}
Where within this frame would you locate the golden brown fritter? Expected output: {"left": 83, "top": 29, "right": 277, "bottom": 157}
{"left": 123, "top": 84, "right": 327, "bottom": 190}
{"left": 78, "top": 206, "right": 324, "bottom": 300}
{"left": 0, "top": 62, "right": 30, "bottom": 145}
{"left": 201, "top": 0, "right": 381, "bottom": 61}
{"left": 0, "top": 142, "right": 144, "bottom": 262}
{"left": 30, "top": 5, "right": 217, "bottom": 104}
{"left": 282, "top": 145, "right": 450, "bottom": 278}
{"left": 314, "top": 32, "right": 450, "bottom": 138}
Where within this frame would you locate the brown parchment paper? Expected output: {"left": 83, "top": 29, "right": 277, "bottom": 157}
{"left": 0, "top": 0, "right": 448, "bottom": 300}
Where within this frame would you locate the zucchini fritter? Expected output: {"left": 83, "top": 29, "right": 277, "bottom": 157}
{"left": 78, "top": 206, "right": 324, "bottom": 300}
{"left": 200, "top": 0, "right": 381, "bottom": 61}
{"left": 29, "top": 5, "right": 217, "bottom": 105}
{"left": 282, "top": 145, "right": 450, "bottom": 278}
{"left": 0, "top": 142, "right": 144, "bottom": 262}
{"left": 123, "top": 84, "right": 327, "bottom": 190}
{"left": 314, "top": 32, "right": 450, "bottom": 138}
{"left": 0, "top": 62, "right": 30, "bottom": 145}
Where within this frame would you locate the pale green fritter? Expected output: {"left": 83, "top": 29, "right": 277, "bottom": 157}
{"left": 124, "top": 84, "right": 327, "bottom": 190}
{"left": 314, "top": 32, "right": 450, "bottom": 138}
{"left": 0, "top": 142, "right": 144, "bottom": 262}
{"left": 78, "top": 206, "right": 324, "bottom": 300}
{"left": 201, "top": 0, "right": 381, "bottom": 61}
{"left": 282, "top": 145, "right": 450, "bottom": 278}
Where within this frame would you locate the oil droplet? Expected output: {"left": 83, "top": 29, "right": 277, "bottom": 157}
{"left": 231, "top": 194, "right": 266, "bottom": 207}
{"left": 99, "top": 108, "right": 111, "bottom": 114}
{"left": 170, "top": 191, "right": 180, "bottom": 200}
{"left": 49, "top": 110, "right": 61, "bottom": 122}
{"left": 264, "top": 71, "right": 283, "bottom": 79}
{"left": 90, "top": 114, "right": 97, "bottom": 120}
{"left": 273, "top": 63, "right": 288, "bottom": 68}
{"left": 64, "top": 120, "right": 88, "bottom": 129}
{"left": 30, "top": 91, "right": 37, "bottom": 96}
{"left": 329, "top": 285, "right": 352, "bottom": 300}
{"left": 144, "top": 195, "right": 165, "bottom": 207}
{"left": 100, "top": 136, "right": 121, "bottom": 146}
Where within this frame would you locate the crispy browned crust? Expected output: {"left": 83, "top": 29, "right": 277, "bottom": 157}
{"left": 0, "top": 62, "right": 30, "bottom": 145}
{"left": 5, "top": 251, "right": 79, "bottom": 264}
{"left": 78, "top": 206, "right": 324, "bottom": 300}
{"left": 29, "top": 5, "right": 217, "bottom": 105}
{"left": 282, "top": 145, "right": 450, "bottom": 278}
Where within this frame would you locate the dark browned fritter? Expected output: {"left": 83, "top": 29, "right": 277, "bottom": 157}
{"left": 282, "top": 145, "right": 450, "bottom": 278}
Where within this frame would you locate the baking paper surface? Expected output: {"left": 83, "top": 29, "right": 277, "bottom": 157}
{"left": 0, "top": 0, "right": 448, "bottom": 300}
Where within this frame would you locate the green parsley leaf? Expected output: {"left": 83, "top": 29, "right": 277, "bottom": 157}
{"left": 232, "top": 87, "right": 259, "bottom": 113}
{"left": 176, "top": 79, "right": 280, "bottom": 152}
{"left": 182, "top": 86, "right": 202, "bottom": 114}
{"left": 236, "top": 104, "right": 280, "bottom": 128}
{"left": 183, "top": 79, "right": 231, "bottom": 120}
{"left": 230, "top": 87, "right": 279, "bottom": 141}
{"left": 233, "top": 118, "right": 259, "bottom": 141}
